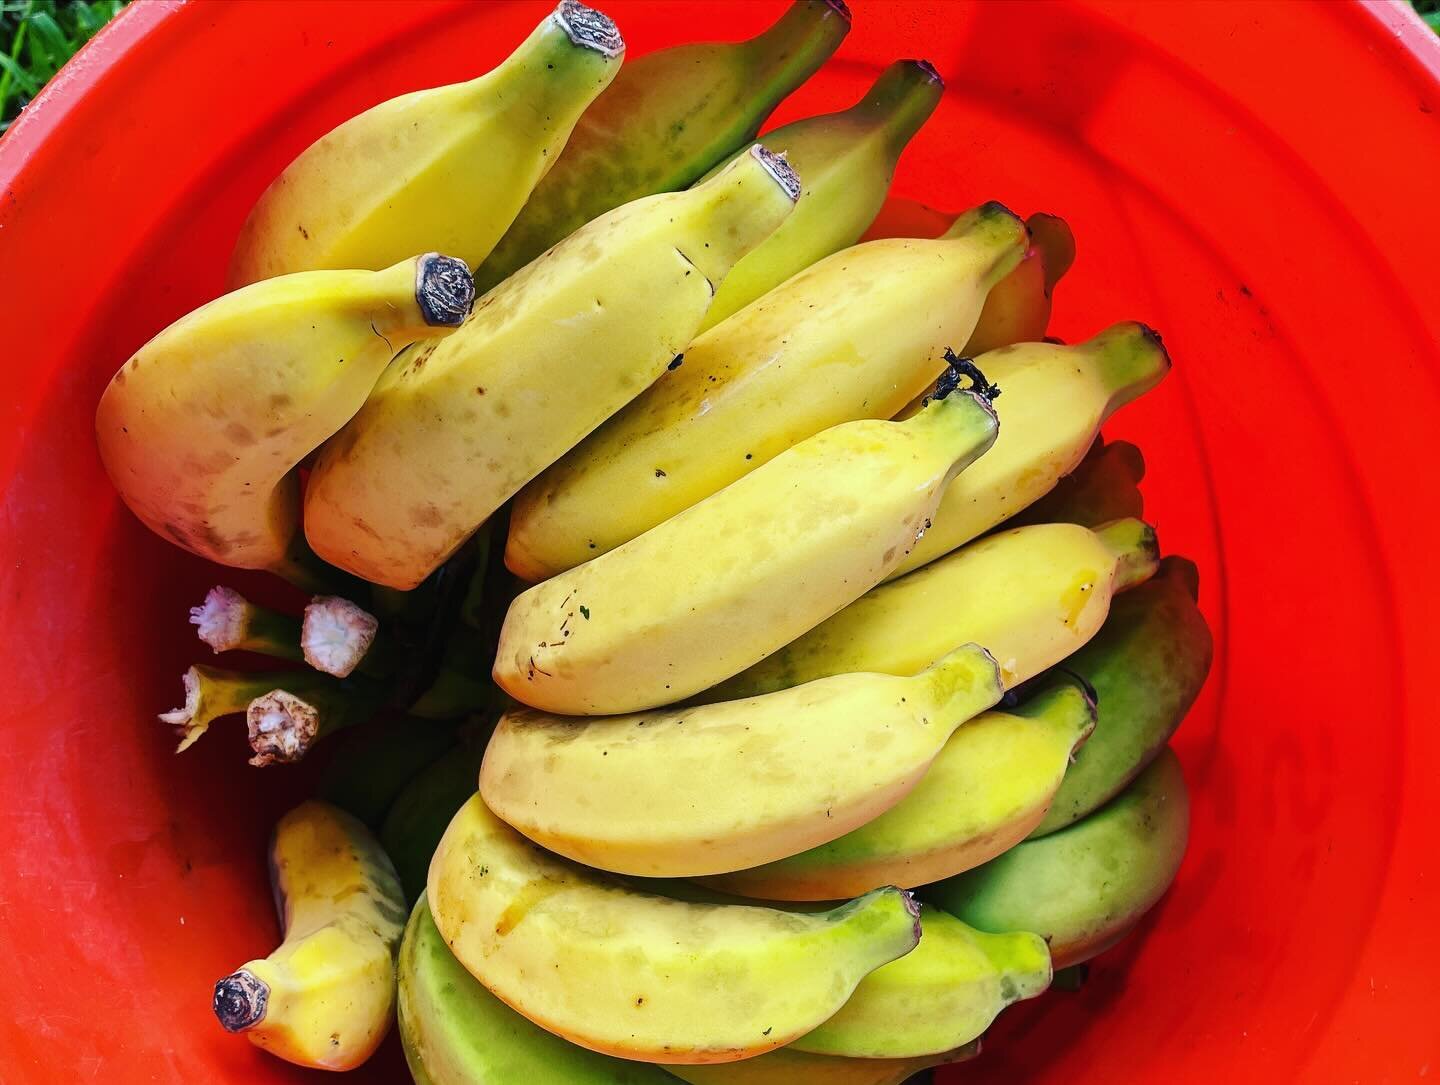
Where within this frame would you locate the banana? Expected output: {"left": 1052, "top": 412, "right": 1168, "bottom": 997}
{"left": 381, "top": 737, "right": 489, "bottom": 902}
{"left": 482, "top": 644, "right": 1002, "bottom": 877}
{"left": 791, "top": 905, "right": 1050, "bottom": 1058}
{"left": 927, "top": 746, "right": 1190, "bottom": 968}
{"left": 229, "top": 1, "right": 624, "bottom": 285}
{"left": 1030, "top": 557, "right": 1212, "bottom": 836}
{"left": 474, "top": 0, "right": 851, "bottom": 293}
{"left": 714, "top": 518, "right": 1159, "bottom": 699}
{"left": 507, "top": 203, "right": 1027, "bottom": 580}
{"left": 497, "top": 384, "right": 1000, "bottom": 714}
{"left": 671, "top": 1044, "right": 978, "bottom": 1085}
{"left": 704, "top": 678, "right": 1094, "bottom": 900}
{"left": 428, "top": 793, "right": 922, "bottom": 1063}
{"left": 316, "top": 716, "right": 458, "bottom": 830}
{"left": 1007, "top": 437, "right": 1145, "bottom": 529}
{"left": 694, "top": 59, "right": 944, "bottom": 333}
{"left": 886, "top": 323, "right": 1170, "bottom": 579}
{"left": 95, "top": 254, "right": 474, "bottom": 588}
{"left": 212, "top": 801, "right": 406, "bottom": 1070}
{"left": 304, "top": 145, "right": 801, "bottom": 589}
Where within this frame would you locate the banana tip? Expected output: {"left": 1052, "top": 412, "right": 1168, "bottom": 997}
{"left": 751, "top": 144, "right": 802, "bottom": 202}
{"left": 554, "top": 1, "right": 625, "bottom": 58}
{"left": 911, "top": 59, "right": 944, "bottom": 87}
{"left": 213, "top": 970, "right": 268, "bottom": 1032}
{"left": 416, "top": 253, "right": 476, "bottom": 328}
{"left": 824, "top": 0, "right": 853, "bottom": 24}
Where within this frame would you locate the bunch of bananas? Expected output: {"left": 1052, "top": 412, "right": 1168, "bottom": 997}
{"left": 93, "top": 2, "right": 1215, "bottom": 1080}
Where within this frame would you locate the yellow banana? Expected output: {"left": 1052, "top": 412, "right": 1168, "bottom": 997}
{"left": 229, "top": 1, "right": 624, "bottom": 285}
{"left": 212, "top": 801, "right": 406, "bottom": 1070}
{"left": 482, "top": 644, "right": 1002, "bottom": 877}
{"left": 714, "top": 518, "right": 1159, "bottom": 699}
{"left": 428, "top": 794, "right": 921, "bottom": 1064}
{"left": 886, "top": 322, "right": 1170, "bottom": 579}
{"left": 95, "top": 253, "right": 473, "bottom": 588}
{"left": 304, "top": 145, "right": 800, "bottom": 590}
{"left": 507, "top": 202, "right": 1027, "bottom": 580}
{"left": 496, "top": 385, "right": 1000, "bottom": 714}
{"left": 704, "top": 678, "right": 1095, "bottom": 900}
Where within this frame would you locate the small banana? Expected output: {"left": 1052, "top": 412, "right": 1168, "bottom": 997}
{"left": 1007, "top": 437, "right": 1146, "bottom": 529}
{"left": 715, "top": 518, "right": 1159, "bottom": 699}
{"left": 507, "top": 202, "right": 1027, "bottom": 580}
{"left": 95, "top": 253, "right": 474, "bottom": 587}
{"left": 482, "top": 644, "right": 1002, "bottom": 877}
{"left": 304, "top": 145, "right": 800, "bottom": 590}
{"left": 1030, "top": 557, "right": 1212, "bottom": 836}
{"left": 927, "top": 746, "right": 1190, "bottom": 968}
{"left": 380, "top": 738, "right": 488, "bottom": 903}
{"left": 705, "top": 678, "right": 1094, "bottom": 900}
{"left": 229, "top": 1, "right": 624, "bottom": 284}
{"left": 496, "top": 384, "right": 1000, "bottom": 714}
{"left": 428, "top": 793, "right": 921, "bottom": 1063}
{"left": 212, "top": 801, "right": 406, "bottom": 1070}
{"left": 475, "top": 0, "right": 851, "bottom": 293}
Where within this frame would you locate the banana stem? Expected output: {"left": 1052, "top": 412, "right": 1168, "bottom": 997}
{"left": 302, "top": 596, "right": 399, "bottom": 679}
{"left": 190, "top": 587, "right": 303, "bottom": 662}
{"left": 270, "top": 538, "right": 368, "bottom": 598}
{"left": 1052, "top": 963, "right": 1091, "bottom": 991}
{"left": 246, "top": 676, "right": 382, "bottom": 767}
{"left": 160, "top": 665, "right": 310, "bottom": 753}
{"left": 934, "top": 349, "right": 1001, "bottom": 403}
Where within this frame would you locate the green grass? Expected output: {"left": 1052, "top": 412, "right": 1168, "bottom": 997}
{"left": 1, "top": 0, "right": 125, "bottom": 134}
{"left": 1417, "top": 0, "right": 1440, "bottom": 33}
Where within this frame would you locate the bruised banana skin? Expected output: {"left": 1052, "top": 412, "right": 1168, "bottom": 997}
{"left": 212, "top": 801, "right": 406, "bottom": 1070}
{"left": 95, "top": 254, "right": 473, "bottom": 584}
{"left": 229, "top": 1, "right": 624, "bottom": 285}
{"left": 475, "top": 0, "right": 851, "bottom": 293}
{"left": 1006, "top": 438, "right": 1146, "bottom": 530}
{"left": 427, "top": 794, "right": 922, "bottom": 1064}
{"left": 496, "top": 388, "right": 1000, "bottom": 714}
{"left": 304, "top": 146, "right": 799, "bottom": 590}
{"left": 506, "top": 202, "right": 1026, "bottom": 581}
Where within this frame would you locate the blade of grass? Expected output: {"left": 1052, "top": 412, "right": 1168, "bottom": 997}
{"left": 25, "top": 11, "right": 68, "bottom": 73}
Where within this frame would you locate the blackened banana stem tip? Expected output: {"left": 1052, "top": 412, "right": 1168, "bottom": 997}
{"left": 824, "top": 0, "right": 853, "bottom": 23}
{"left": 415, "top": 253, "right": 476, "bottom": 327}
{"left": 213, "top": 969, "right": 268, "bottom": 1032}
{"left": 934, "top": 349, "right": 1001, "bottom": 404}
{"left": 553, "top": 0, "right": 624, "bottom": 58}
{"left": 909, "top": 58, "right": 944, "bottom": 86}
{"left": 752, "top": 144, "right": 802, "bottom": 202}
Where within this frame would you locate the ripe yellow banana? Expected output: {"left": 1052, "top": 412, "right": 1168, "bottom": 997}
{"left": 886, "top": 322, "right": 1170, "bottom": 579}
{"left": 428, "top": 794, "right": 921, "bottom": 1064}
{"left": 1007, "top": 437, "right": 1146, "bottom": 529}
{"left": 714, "top": 518, "right": 1159, "bottom": 699}
{"left": 704, "top": 678, "right": 1095, "bottom": 900}
{"left": 482, "top": 644, "right": 1002, "bottom": 877}
{"left": 496, "top": 385, "right": 1000, "bottom": 714}
{"left": 212, "top": 801, "right": 406, "bottom": 1070}
{"left": 507, "top": 202, "right": 1026, "bottom": 580}
{"left": 229, "top": 1, "right": 624, "bottom": 285}
{"left": 95, "top": 254, "right": 473, "bottom": 588}
{"left": 304, "top": 145, "right": 800, "bottom": 590}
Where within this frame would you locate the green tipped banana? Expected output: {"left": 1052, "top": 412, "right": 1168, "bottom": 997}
{"left": 380, "top": 738, "right": 489, "bottom": 903}
{"left": 1030, "top": 557, "right": 1212, "bottom": 836}
{"left": 476, "top": 0, "right": 851, "bottom": 292}
{"left": 671, "top": 1043, "right": 979, "bottom": 1085}
{"left": 695, "top": 58, "right": 944, "bottom": 332}
{"left": 928, "top": 747, "right": 1190, "bottom": 968}
{"left": 315, "top": 717, "right": 458, "bottom": 830}
{"left": 1008, "top": 438, "right": 1146, "bottom": 530}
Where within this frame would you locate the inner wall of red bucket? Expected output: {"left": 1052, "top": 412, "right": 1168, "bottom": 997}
{"left": 1, "top": 2, "right": 1437, "bottom": 1082}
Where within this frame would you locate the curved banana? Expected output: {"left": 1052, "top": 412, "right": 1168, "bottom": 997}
{"left": 705, "top": 678, "right": 1094, "bottom": 900}
{"left": 316, "top": 716, "right": 457, "bottom": 830}
{"left": 792, "top": 905, "right": 1050, "bottom": 1058}
{"left": 380, "top": 738, "right": 488, "bottom": 903}
{"left": 1031, "top": 557, "right": 1211, "bottom": 836}
{"left": 475, "top": 0, "right": 851, "bottom": 293}
{"left": 212, "top": 801, "right": 406, "bottom": 1070}
{"left": 305, "top": 145, "right": 800, "bottom": 589}
{"left": 497, "top": 385, "right": 999, "bottom": 714}
{"left": 229, "top": 1, "right": 624, "bottom": 285}
{"left": 714, "top": 518, "right": 1159, "bottom": 699}
{"left": 428, "top": 794, "right": 921, "bottom": 1063}
{"left": 695, "top": 58, "right": 944, "bottom": 333}
{"left": 927, "top": 746, "right": 1190, "bottom": 968}
{"left": 506, "top": 202, "right": 1026, "bottom": 580}
{"left": 95, "top": 254, "right": 473, "bottom": 587}
{"left": 482, "top": 644, "right": 1002, "bottom": 877}
{"left": 1008, "top": 437, "right": 1145, "bottom": 529}
{"left": 887, "top": 322, "right": 1170, "bottom": 579}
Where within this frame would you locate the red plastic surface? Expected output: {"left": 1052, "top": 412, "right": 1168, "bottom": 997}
{"left": 2, "top": 1, "right": 1438, "bottom": 1081}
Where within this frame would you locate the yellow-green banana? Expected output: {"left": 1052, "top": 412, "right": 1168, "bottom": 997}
{"left": 428, "top": 794, "right": 921, "bottom": 1063}
{"left": 304, "top": 145, "right": 800, "bottom": 590}
{"left": 714, "top": 518, "right": 1158, "bottom": 699}
{"left": 381, "top": 738, "right": 488, "bottom": 903}
{"left": 1007, "top": 437, "right": 1145, "bottom": 529}
{"left": 475, "top": 0, "right": 851, "bottom": 293}
{"left": 887, "top": 322, "right": 1170, "bottom": 579}
{"left": 482, "top": 644, "right": 1001, "bottom": 877}
{"left": 95, "top": 254, "right": 473, "bottom": 588}
{"left": 496, "top": 386, "right": 1000, "bottom": 714}
{"left": 694, "top": 58, "right": 944, "bottom": 333}
{"left": 705, "top": 678, "right": 1094, "bottom": 900}
{"left": 212, "top": 801, "right": 406, "bottom": 1070}
{"left": 229, "top": 1, "right": 624, "bottom": 285}
{"left": 507, "top": 203, "right": 1026, "bottom": 580}
{"left": 928, "top": 746, "right": 1190, "bottom": 968}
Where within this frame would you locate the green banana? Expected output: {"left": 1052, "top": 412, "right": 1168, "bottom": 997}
{"left": 1030, "top": 557, "right": 1212, "bottom": 836}
{"left": 1006, "top": 438, "right": 1146, "bottom": 529}
{"left": 475, "top": 0, "right": 851, "bottom": 292}
{"left": 314, "top": 716, "right": 458, "bottom": 830}
{"left": 927, "top": 746, "right": 1190, "bottom": 968}
{"left": 380, "top": 737, "right": 489, "bottom": 903}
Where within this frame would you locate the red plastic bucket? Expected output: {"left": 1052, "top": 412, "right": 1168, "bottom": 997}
{"left": 2, "top": 2, "right": 1438, "bottom": 1081}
